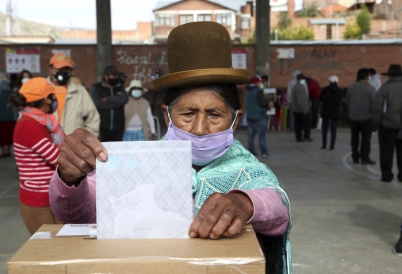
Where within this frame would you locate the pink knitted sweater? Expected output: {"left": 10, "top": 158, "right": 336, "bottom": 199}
{"left": 50, "top": 169, "right": 289, "bottom": 236}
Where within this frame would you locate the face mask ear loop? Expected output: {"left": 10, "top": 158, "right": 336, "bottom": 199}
{"left": 230, "top": 110, "right": 238, "bottom": 129}
{"left": 167, "top": 106, "right": 172, "bottom": 123}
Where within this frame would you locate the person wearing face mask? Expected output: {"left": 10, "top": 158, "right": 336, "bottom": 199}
{"left": 123, "top": 80, "right": 156, "bottom": 141}
{"left": 90, "top": 65, "right": 129, "bottom": 142}
{"left": 245, "top": 75, "right": 269, "bottom": 157}
{"left": 48, "top": 53, "right": 100, "bottom": 137}
{"left": 292, "top": 74, "right": 313, "bottom": 142}
{"left": 8, "top": 78, "right": 65, "bottom": 235}
{"left": 49, "top": 22, "right": 292, "bottom": 274}
{"left": 13, "top": 70, "right": 33, "bottom": 93}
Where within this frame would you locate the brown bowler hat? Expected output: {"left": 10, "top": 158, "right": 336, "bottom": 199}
{"left": 152, "top": 22, "right": 251, "bottom": 91}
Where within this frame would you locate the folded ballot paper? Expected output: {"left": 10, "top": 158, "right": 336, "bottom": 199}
{"left": 96, "top": 141, "right": 193, "bottom": 239}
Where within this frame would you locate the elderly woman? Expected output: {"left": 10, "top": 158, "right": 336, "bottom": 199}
{"left": 49, "top": 22, "right": 292, "bottom": 273}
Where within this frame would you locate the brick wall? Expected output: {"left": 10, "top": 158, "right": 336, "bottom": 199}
{"left": 1, "top": 43, "right": 401, "bottom": 92}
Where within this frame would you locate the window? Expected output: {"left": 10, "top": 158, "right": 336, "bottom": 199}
{"left": 216, "top": 14, "right": 231, "bottom": 26}
{"left": 197, "top": 14, "right": 211, "bottom": 22}
{"left": 326, "top": 24, "right": 332, "bottom": 40}
{"left": 155, "top": 14, "right": 175, "bottom": 27}
{"left": 241, "top": 17, "right": 249, "bottom": 29}
{"left": 179, "top": 14, "right": 194, "bottom": 25}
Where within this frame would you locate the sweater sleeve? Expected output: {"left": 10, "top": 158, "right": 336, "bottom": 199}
{"left": 107, "top": 90, "right": 129, "bottom": 105}
{"left": 81, "top": 86, "right": 100, "bottom": 137}
{"left": 228, "top": 188, "right": 289, "bottom": 236}
{"left": 146, "top": 107, "right": 156, "bottom": 134}
{"left": 90, "top": 84, "right": 121, "bottom": 109}
{"left": 16, "top": 119, "right": 60, "bottom": 169}
{"left": 49, "top": 168, "right": 97, "bottom": 224}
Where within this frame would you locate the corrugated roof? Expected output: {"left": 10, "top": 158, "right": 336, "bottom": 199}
{"left": 153, "top": 0, "right": 249, "bottom": 11}
{"left": 153, "top": 0, "right": 182, "bottom": 11}
{"left": 207, "top": 0, "right": 249, "bottom": 11}
{"left": 271, "top": 39, "right": 402, "bottom": 45}
{"left": 310, "top": 19, "right": 346, "bottom": 25}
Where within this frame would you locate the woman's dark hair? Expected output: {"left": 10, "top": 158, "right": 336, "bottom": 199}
{"left": 164, "top": 83, "right": 241, "bottom": 116}
{"left": 8, "top": 93, "right": 44, "bottom": 109}
{"left": 356, "top": 68, "right": 369, "bottom": 81}
{"left": 17, "top": 70, "right": 33, "bottom": 87}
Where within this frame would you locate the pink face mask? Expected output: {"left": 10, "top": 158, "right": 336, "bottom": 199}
{"left": 165, "top": 107, "right": 237, "bottom": 166}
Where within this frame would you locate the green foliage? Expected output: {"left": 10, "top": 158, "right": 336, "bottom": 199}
{"left": 343, "top": 20, "right": 361, "bottom": 39}
{"left": 356, "top": 4, "right": 371, "bottom": 35}
{"left": 277, "top": 12, "right": 291, "bottom": 29}
{"left": 274, "top": 25, "right": 314, "bottom": 41}
{"left": 247, "top": 28, "right": 255, "bottom": 44}
{"left": 296, "top": 3, "right": 322, "bottom": 18}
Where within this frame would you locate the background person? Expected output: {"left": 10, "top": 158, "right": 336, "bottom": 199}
{"left": 306, "top": 76, "right": 321, "bottom": 129}
{"left": 90, "top": 65, "right": 129, "bottom": 142}
{"left": 320, "top": 75, "right": 342, "bottom": 150}
{"left": 372, "top": 65, "right": 402, "bottom": 182}
{"left": 13, "top": 70, "right": 33, "bottom": 93}
{"left": 8, "top": 78, "right": 64, "bottom": 235}
{"left": 246, "top": 75, "right": 269, "bottom": 157}
{"left": 124, "top": 79, "right": 156, "bottom": 141}
{"left": 346, "top": 68, "right": 376, "bottom": 165}
{"left": 0, "top": 80, "right": 16, "bottom": 157}
{"left": 292, "top": 74, "right": 313, "bottom": 142}
{"left": 49, "top": 22, "right": 292, "bottom": 273}
{"left": 48, "top": 53, "right": 100, "bottom": 136}
{"left": 369, "top": 68, "right": 382, "bottom": 92}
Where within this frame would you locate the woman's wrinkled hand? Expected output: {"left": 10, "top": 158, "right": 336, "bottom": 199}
{"left": 188, "top": 192, "right": 253, "bottom": 239}
{"left": 58, "top": 128, "right": 108, "bottom": 186}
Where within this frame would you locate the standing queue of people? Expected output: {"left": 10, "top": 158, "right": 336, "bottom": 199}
{"left": 1, "top": 53, "right": 156, "bottom": 236}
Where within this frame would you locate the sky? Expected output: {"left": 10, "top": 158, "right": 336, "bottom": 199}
{"left": 1, "top": 0, "right": 303, "bottom": 30}
{"left": 1, "top": 0, "right": 160, "bottom": 30}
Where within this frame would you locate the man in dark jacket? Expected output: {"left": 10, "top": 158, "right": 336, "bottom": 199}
{"left": 372, "top": 64, "right": 402, "bottom": 182}
{"left": 90, "top": 65, "right": 129, "bottom": 142}
{"left": 246, "top": 75, "right": 269, "bottom": 157}
{"left": 346, "top": 68, "right": 376, "bottom": 165}
{"left": 292, "top": 73, "right": 313, "bottom": 142}
{"left": 320, "top": 75, "right": 342, "bottom": 150}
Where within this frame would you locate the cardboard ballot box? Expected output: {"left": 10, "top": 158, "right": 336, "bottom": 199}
{"left": 8, "top": 224, "right": 265, "bottom": 274}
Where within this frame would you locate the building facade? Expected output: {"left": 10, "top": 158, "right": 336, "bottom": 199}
{"left": 152, "top": 0, "right": 254, "bottom": 43}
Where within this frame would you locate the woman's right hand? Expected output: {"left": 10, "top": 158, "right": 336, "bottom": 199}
{"left": 58, "top": 128, "right": 108, "bottom": 186}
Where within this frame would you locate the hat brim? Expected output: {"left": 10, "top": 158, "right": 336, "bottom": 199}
{"left": 152, "top": 68, "right": 251, "bottom": 91}
{"left": 125, "top": 86, "right": 148, "bottom": 93}
{"left": 51, "top": 61, "right": 74, "bottom": 69}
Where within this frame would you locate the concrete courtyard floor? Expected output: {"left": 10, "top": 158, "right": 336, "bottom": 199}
{"left": 0, "top": 127, "right": 401, "bottom": 273}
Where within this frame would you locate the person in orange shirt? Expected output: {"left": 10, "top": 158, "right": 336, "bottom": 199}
{"left": 47, "top": 54, "right": 100, "bottom": 136}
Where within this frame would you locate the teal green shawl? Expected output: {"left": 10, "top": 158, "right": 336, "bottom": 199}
{"left": 191, "top": 139, "right": 292, "bottom": 274}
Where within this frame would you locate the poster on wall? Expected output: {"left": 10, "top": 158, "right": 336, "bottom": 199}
{"left": 6, "top": 49, "right": 41, "bottom": 73}
{"left": 232, "top": 48, "right": 247, "bottom": 69}
{"left": 276, "top": 48, "right": 295, "bottom": 59}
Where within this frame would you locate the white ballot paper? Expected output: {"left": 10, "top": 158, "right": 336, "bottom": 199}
{"left": 56, "top": 224, "right": 97, "bottom": 237}
{"left": 96, "top": 141, "right": 193, "bottom": 239}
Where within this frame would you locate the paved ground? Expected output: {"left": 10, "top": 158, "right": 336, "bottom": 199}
{"left": 1, "top": 127, "right": 401, "bottom": 273}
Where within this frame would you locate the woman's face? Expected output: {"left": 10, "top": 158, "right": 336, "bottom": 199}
{"left": 22, "top": 72, "right": 31, "bottom": 79}
{"left": 162, "top": 87, "right": 242, "bottom": 136}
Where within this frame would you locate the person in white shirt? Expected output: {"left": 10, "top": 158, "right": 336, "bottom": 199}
{"left": 123, "top": 80, "right": 156, "bottom": 141}
{"left": 369, "top": 68, "right": 382, "bottom": 92}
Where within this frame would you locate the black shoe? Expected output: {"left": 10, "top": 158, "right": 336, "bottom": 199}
{"left": 304, "top": 138, "right": 314, "bottom": 142}
{"left": 296, "top": 139, "right": 303, "bottom": 142}
{"left": 394, "top": 234, "right": 402, "bottom": 256}
{"left": 321, "top": 146, "right": 326, "bottom": 149}
{"left": 361, "top": 160, "right": 376, "bottom": 165}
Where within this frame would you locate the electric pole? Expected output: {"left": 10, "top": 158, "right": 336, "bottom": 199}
{"left": 255, "top": 0, "right": 271, "bottom": 82}
{"left": 96, "top": 0, "right": 113, "bottom": 82}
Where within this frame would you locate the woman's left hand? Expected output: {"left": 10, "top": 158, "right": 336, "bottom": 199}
{"left": 188, "top": 192, "right": 253, "bottom": 239}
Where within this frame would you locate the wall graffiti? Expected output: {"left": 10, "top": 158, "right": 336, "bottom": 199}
{"left": 276, "top": 48, "right": 342, "bottom": 76}
{"left": 116, "top": 49, "right": 168, "bottom": 83}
